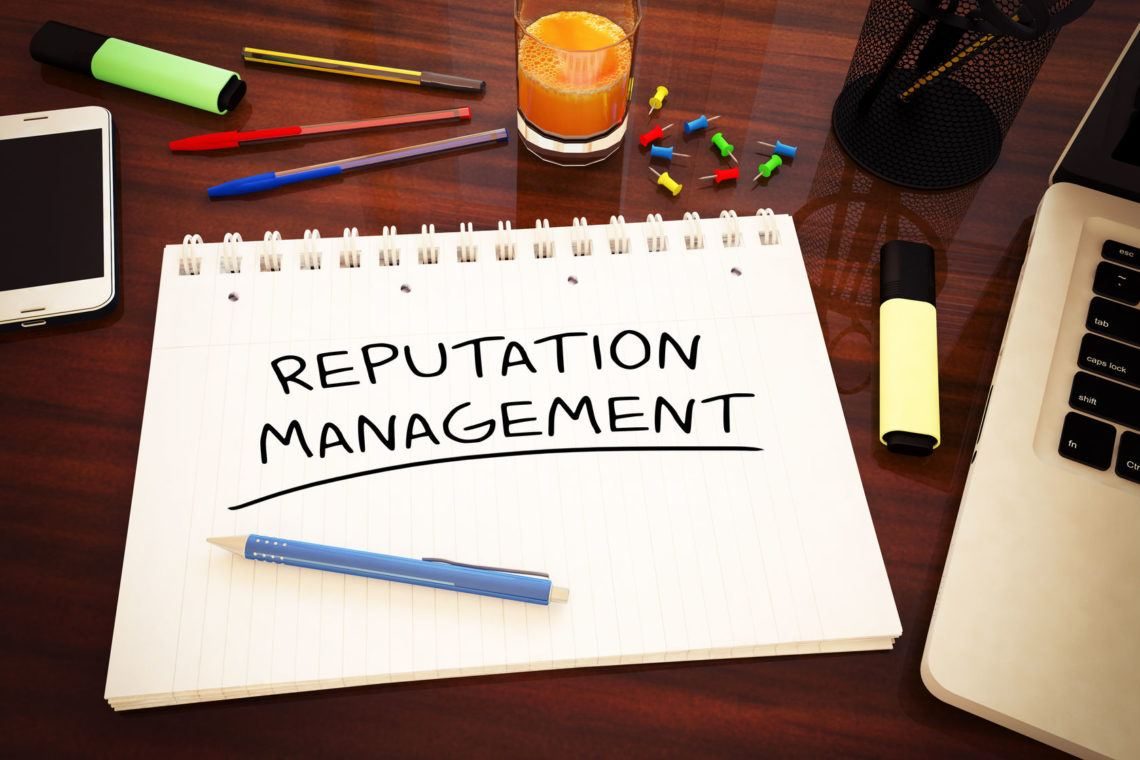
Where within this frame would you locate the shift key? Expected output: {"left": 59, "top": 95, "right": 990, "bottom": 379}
{"left": 1069, "top": 371, "right": 1140, "bottom": 429}
{"left": 1087, "top": 297, "right": 1139, "bottom": 346}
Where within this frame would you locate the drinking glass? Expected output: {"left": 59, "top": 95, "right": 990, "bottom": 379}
{"left": 515, "top": 0, "right": 642, "bottom": 166}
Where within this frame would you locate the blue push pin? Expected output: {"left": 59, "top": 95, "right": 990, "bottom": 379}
{"left": 756, "top": 139, "right": 798, "bottom": 159}
{"left": 649, "top": 144, "right": 690, "bottom": 162}
{"left": 682, "top": 114, "right": 721, "bottom": 136}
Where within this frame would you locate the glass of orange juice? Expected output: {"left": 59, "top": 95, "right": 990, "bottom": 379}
{"left": 515, "top": 0, "right": 642, "bottom": 166}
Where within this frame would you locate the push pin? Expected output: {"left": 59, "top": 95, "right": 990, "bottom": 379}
{"left": 753, "top": 154, "right": 783, "bottom": 181}
{"left": 648, "top": 85, "right": 669, "bottom": 116}
{"left": 756, "top": 139, "right": 798, "bottom": 159}
{"left": 649, "top": 167, "right": 683, "bottom": 197}
{"left": 699, "top": 167, "right": 739, "bottom": 184}
{"left": 638, "top": 123, "right": 673, "bottom": 148}
{"left": 649, "top": 144, "right": 690, "bottom": 162}
{"left": 682, "top": 114, "right": 721, "bottom": 136}
{"left": 710, "top": 132, "right": 737, "bottom": 163}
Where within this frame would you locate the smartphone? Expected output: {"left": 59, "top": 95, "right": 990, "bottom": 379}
{"left": 0, "top": 106, "right": 117, "bottom": 330}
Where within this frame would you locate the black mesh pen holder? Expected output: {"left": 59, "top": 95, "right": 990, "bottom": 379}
{"left": 833, "top": 0, "right": 1092, "bottom": 190}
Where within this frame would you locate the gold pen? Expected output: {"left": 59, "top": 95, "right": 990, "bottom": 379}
{"left": 242, "top": 47, "right": 485, "bottom": 93}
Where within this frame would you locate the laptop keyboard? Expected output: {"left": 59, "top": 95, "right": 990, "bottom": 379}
{"left": 1059, "top": 238, "right": 1140, "bottom": 483}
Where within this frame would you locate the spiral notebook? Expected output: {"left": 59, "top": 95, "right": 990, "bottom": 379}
{"left": 105, "top": 209, "right": 901, "bottom": 710}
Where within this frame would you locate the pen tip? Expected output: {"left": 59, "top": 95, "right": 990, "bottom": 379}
{"left": 549, "top": 586, "right": 570, "bottom": 603}
{"left": 206, "top": 536, "right": 247, "bottom": 555}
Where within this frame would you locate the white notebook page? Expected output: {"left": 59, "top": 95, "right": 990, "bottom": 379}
{"left": 105, "top": 212, "right": 900, "bottom": 709}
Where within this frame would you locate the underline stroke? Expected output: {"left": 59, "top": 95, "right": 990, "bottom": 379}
{"left": 228, "top": 445, "right": 763, "bottom": 510}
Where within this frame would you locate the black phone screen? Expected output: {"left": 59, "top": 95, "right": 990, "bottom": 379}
{"left": 0, "top": 128, "right": 105, "bottom": 292}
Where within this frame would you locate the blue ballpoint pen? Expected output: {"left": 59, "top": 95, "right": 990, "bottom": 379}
{"left": 207, "top": 534, "right": 569, "bottom": 605}
{"left": 206, "top": 127, "right": 509, "bottom": 198}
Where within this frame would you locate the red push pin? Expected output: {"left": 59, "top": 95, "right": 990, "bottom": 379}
{"left": 699, "top": 167, "right": 739, "bottom": 184}
{"left": 638, "top": 123, "right": 674, "bottom": 148}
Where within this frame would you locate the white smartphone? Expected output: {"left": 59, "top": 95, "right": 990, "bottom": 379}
{"left": 0, "top": 105, "right": 117, "bottom": 330}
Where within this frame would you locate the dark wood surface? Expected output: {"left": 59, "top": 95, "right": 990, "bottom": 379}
{"left": 1, "top": 0, "right": 1134, "bottom": 755}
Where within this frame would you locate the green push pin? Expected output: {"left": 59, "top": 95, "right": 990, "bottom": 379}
{"left": 753, "top": 154, "right": 783, "bottom": 181}
{"left": 710, "top": 131, "right": 737, "bottom": 163}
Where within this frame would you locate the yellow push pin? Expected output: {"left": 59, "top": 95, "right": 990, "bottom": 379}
{"left": 649, "top": 166, "right": 682, "bottom": 196}
{"left": 648, "top": 85, "right": 669, "bottom": 116}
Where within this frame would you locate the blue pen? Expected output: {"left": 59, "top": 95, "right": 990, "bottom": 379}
{"left": 207, "top": 128, "right": 509, "bottom": 198}
{"left": 207, "top": 534, "right": 569, "bottom": 605}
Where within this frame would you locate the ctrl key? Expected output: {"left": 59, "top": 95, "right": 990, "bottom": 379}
{"left": 1117, "top": 432, "right": 1140, "bottom": 483}
{"left": 1058, "top": 412, "right": 1115, "bottom": 471}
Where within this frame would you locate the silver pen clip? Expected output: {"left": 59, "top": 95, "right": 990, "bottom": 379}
{"left": 421, "top": 557, "right": 549, "bottom": 578}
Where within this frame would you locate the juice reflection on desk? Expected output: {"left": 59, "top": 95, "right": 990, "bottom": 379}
{"left": 515, "top": 2, "right": 640, "bottom": 165}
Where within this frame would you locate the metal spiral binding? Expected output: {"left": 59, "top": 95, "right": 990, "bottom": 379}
{"left": 301, "top": 229, "right": 322, "bottom": 270}
{"left": 179, "top": 234, "right": 203, "bottom": 275}
{"left": 495, "top": 220, "right": 516, "bottom": 261}
{"left": 219, "top": 232, "right": 243, "bottom": 273}
{"left": 645, "top": 213, "right": 667, "bottom": 252}
{"left": 340, "top": 227, "right": 361, "bottom": 268}
{"left": 182, "top": 208, "right": 782, "bottom": 277}
{"left": 720, "top": 210, "right": 741, "bottom": 247}
{"left": 418, "top": 224, "right": 439, "bottom": 265}
{"left": 755, "top": 208, "right": 779, "bottom": 245}
{"left": 379, "top": 226, "right": 399, "bottom": 266}
{"left": 570, "top": 217, "right": 592, "bottom": 256}
{"left": 457, "top": 222, "right": 477, "bottom": 263}
{"left": 533, "top": 218, "right": 553, "bottom": 259}
{"left": 607, "top": 215, "right": 629, "bottom": 254}
{"left": 682, "top": 212, "right": 704, "bottom": 250}
{"left": 261, "top": 231, "right": 282, "bottom": 272}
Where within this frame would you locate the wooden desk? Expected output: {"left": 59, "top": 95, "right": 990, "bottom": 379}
{"left": 0, "top": 1, "right": 1132, "bottom": 754}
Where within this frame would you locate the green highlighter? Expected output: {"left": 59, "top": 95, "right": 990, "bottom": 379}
{"left": 30, "top": 21, "right": 245, "bottom": 114}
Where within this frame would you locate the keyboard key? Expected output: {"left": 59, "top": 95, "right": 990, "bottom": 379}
{"left": 1069, "top": 371, "right": 1140, "bottom": 429}
{"left": 1117, "top": 432, "right": 1140, "bottom": 483}
{"left": 1058, "top": 412, "right": 1116, "bottom": 470}
{"left": 1087, "top": 297, "right": 1139, "bottom": 346}
{"left": 1103, "top": 239, "right": 1140, "bottom": 268}
{"left": 1079, "top": 334, "right": 1140, "bottom": 387}
{"left": 1094, "top": 262, "right": 1140, "bottom": 305}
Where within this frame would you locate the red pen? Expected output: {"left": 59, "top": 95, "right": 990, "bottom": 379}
{"left": 169, "top": 107, "right": 472, "bottom": 151}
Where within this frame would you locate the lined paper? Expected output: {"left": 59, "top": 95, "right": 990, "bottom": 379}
{"left": 105, "top": 212, "right": 901, "bottom": 709}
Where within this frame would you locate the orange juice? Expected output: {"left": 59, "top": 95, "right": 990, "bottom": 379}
{"left": 517, "top": 11, "right": 632, "bottom": 137}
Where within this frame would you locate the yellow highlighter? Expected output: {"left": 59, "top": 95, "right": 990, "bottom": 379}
{"left": 879, "top": 241, "right": 940, "bottom": 456}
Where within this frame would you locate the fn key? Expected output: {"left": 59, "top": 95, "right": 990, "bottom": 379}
{"left": 1059, "top": 412, "right": 1115, "bottom": 471}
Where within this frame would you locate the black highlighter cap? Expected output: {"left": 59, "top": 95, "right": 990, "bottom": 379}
{"left": 880, "top": 240, "right": 935, "bottom": 305}
{"left": 883, "top": 431, "right": 937, "bottom": 456}
{"left": 217, "top": 76, "right": 247, "bottom": 112}
{"left": 30, "top": 21, "right": 109, "bottom": 75}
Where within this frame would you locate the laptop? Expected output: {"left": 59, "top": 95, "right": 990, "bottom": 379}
{"left": 922, "top": 25, "right": 1140, "bottom": 760}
